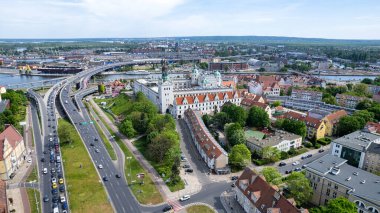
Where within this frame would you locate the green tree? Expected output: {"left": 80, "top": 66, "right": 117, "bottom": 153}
{"left": 337, "top": 116, "right": 362, "bottom": 136}
{"left": 271, "top": 101, "right": 281, "bottom": 107}
{"left": 258, "top": 67, "right": 265, "bottom": 72}
{"left": 147, "top": 114, "right": 176, "bottom": 133}
{"left": 346, "top": 83, "right": 353, "bottom": 90}
{"left": 221, "top": 103, "right": 247, "bottom": 126}
{"left": 356, "top": 99, "right": 373, "bottom": 110}
{"left": 368, "top": 105, "right": 380, "bottom": 121}
{"left": 202, "top": 114, "right": 212, "bottom": 128}
{"left": 310, "top": 197, "right": 357, "bottom": 213}
{"left": 212, "top": 112, "right": 231, "bottom": 130}
{"left": 322, "top": 94, "right": 337, "bottom": 105}
{"left": 279, "top": 67, "right": 288, "bottom": 72}
{"left": 98, "top": 84, "right": 105, "bottom": 93}
{"left": 285, "top": 172, "right": 313, "bottom": 206}
{"left": 229, "top": 144, "right": 251, "bottom": 170}
{"left": 225, "top": 123, "right": 246, "bottom": 147}
{"left": 261, "top": 167, "right": 282, "bottom": 185}
{"left": 199, "top": 62, "right": 208, "bottom": 70}
{"left": 352, "top": 83, "right": 369, "bottom": 96}
{"left": 280, "top": 119, "right": 307, "bottom": 138}
{"left": 353, "top": 110, "right": 374, "bottom": 123}
{"left": 247, "top": 106, "right": 270, "bottom": 128}
{"left": 361, "top": 78, "right": 373, "bottom": 84}
{"left": 261, "top": 146, "right": 281, "bottom": 162}
{"left": 119, "top": 119, "right": 136, "bottom": 138}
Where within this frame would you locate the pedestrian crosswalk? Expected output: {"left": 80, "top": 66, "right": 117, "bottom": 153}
{"left": 167, "top": 199, "right": 183, "bottom": 212}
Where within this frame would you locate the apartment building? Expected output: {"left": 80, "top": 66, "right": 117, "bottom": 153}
{"left": 245, "top": 129, "right": 302, "bottom": 152}
{"left": 235, "top": 167, "right": 306, "bottom": 213}
{"left": 336, "top": 94, "right": 366, "bottom": 109}
{"left": 183, "top": 109, "right": 229, "bottom": 174}
{"left": 305, "top": 154, "right": 380, "bottom": 213}
{"left": 283, "top": 111, "right": 326, "bottom": 140}
{"left": 291, "top": 89, "right": 323, "bottom": 101}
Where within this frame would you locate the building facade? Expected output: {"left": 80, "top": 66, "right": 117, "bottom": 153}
{"left": 336, "top": 94, "right": 366, "bottom": 109}
{"left": 291, "top": 89, "right": 323, "bottom": 101}
{"left": 283, "top": 111, "right": 326, "bottom": 140}
{"left": 183, "top": 109, "right": 229, "bottom": 174}
{"left": 305, "top": 154, "right": 380, "bottom": 213}
{"left": 245, "top": 130, "right": 302, "bottom": 152}
{"left": 0, "top": 125, "right": 26, "bottom": 180}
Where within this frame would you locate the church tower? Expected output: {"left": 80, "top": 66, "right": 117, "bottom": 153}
{"left": 158, "top": 59, "right": 173, "bottom": 113}
{"left": 191, "top": 64, "right": 200, "bottom": 85}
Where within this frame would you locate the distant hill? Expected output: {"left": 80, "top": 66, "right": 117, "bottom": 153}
{"left": 1, "top": 36, "right": 380, "bottom": 46}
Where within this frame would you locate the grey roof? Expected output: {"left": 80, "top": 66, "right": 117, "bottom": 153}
{"left": 333, "top": 131, "right": 380, "bottom": 152}
{"left": 367, "top": 143, "right": 380, "bottom": 154}
{"left": 307, "top": 154, "right": 380, "bottom": 203}
{"left": 246, "top": 129, "right": 301, "bottom": 148}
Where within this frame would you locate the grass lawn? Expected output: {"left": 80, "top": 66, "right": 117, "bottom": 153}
{"left": 85, "top": 102, "right": 117, "bottom": 160}
{"left": 114, "top": 135, "right": 163, "bottom": 204}
{"left": 186, "top": 205, "right": 215, "bottom": 213}
{"left": 26, "top": 165, "right": 40, "bottom": 213}
{"left": 58, "top": 119, "right": 113, "bottom": 213}
{"left": 133, "top": 137, "right": 185, "bottom": 192}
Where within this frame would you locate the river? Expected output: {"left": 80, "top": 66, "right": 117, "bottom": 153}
{"left": 313, "top": 75, "right": 378, "bottom": 81}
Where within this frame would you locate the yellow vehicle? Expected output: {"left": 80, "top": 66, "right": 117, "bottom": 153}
{"left": 52, "top": 183, "right": 57, "bottom": 189}
{"left": 59, "top": 178, "right": 64, "bottom": 184}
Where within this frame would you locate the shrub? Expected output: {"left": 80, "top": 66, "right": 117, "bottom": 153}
{"left": 317, "top": 138, "right": 331, "bottom": 146}
{"left": 314, "top": 143, "right": 321, "bottom": 149}
{"left": 287, "top": 147, "right": 296, "bottom": 156}
{"left": 253, "top": 159, "right": 271, "bottom": 166}
{"left": 280, "top": 151, "right": 289, "bottom": 160}
{"left": 304, "top": 142, "right": 313, "bottom": 148}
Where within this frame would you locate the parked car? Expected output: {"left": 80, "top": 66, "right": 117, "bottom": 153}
{"left": 59, "top": 185, "right": 65, "bottom": 192}
{"left": 292, "top": 161, "right": 300, "bottom": 166}
{"left": 301, "top": 155, "right": 307, "bottom": 160}
{"left": 103, "top": 176, "right": 109, "bottom": 181}
{"left": 43, "top": 195, "right": 49, "bottom": 202}
{"left": 318, "top": 149, "right": 325, "bottom": 153}
{"left": 185, "top": 168, "right": 193, "bottom": 173}
{"left": 43, "top": 168, "right": 48, "bottom": 174}
{"left": 182, "top": 165, "right": 190, "bottom": 168}
{"left": 231, "top": 176, "right": 239, "bottom": 180}
{"left": 115, "top": 174, "right": 121, "bottom": 178}
{"left": 285, "top": 170, "right": 292, "bottom": 174}
{"left": 179, "top": 195, "right": 190, "bottom": 201}
{"left": 294, "top": 168, "right": 302, "bottom": 172}
{"left": 98, "top": 164, "right": 103, "bottom": 169}
{"left": 307, "top": 154, "right": 312, "bottom": 158}
{"left": 279, "top": 162, "right": 286, "bottom": 167}
{"left": 231, "top": 183, "right": 236, "bottom": 187}
{"left": 162, "top": 205, "right": 173, "bottom": 212}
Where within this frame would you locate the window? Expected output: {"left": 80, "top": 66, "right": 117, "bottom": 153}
{"left": 328, "top": 182, "right": 331, "bottom": 187}
{"left": 332, "top": 192, "right": 337, "bottom": 198}
{"left": 326, "top": 189, "right": 330, "bottom": 196}
{"left": 334, "top": 185, "right": 338, "bottom": 190}
{"left": 325, "top": 199, "right": 329, "bottom": 205}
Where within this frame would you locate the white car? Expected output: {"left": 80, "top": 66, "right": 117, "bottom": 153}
{"left": 180, "top": 195, "right": 190, "bottom": 201}
{"left": 60, "top": 196, "right": 66, "bottom": 203}
{"left": 43, "top": 168, "right": 48, "bottom": 174}
{"left": 98, "top": 164, "right": 103, "bottom": 169}
{"left": 27, "top": 159, "right": 32, "bottom": 163}
{"left": 292, "top": 161, "right": 300, "bottom": 166}
{"left": 52, "top": 177, "right": 57, "bottom": 183}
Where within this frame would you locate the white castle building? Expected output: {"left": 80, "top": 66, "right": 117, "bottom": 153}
{"left": 133, "top": 60, "right": 242, "bottom": 118}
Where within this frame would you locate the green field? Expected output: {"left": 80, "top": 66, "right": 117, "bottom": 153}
{"left": 245, "top": 130, "right": 265, "bottom": 140}
{"left": 58, "top": 119, "right": 113, "bottom": 213}
{"left": 186, "top": 205, "right": 215, "bottom": 213}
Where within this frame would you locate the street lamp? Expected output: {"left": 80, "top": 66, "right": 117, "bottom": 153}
{"left": 126, "top": 156, "right": 132, "bottom": 185}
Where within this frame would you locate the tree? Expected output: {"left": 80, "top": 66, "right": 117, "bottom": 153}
{"left": 98, "top": 84, "right": 105, "bottom": 93}
{"left": 119, "top": 119, "right": 137, "bottom": 138}
{"left": 229, "top": 144, "right": 251, "bottom": 170}
{"left": 322, "top": 93, "right": 337, "bottom": 105}
{"left": 353, "top": 110, "right": 374, "bottom": 123}
{"left": 368, "top": 105, "right": 380, "bottom": 121}
{"left": 247, "top": 106, "right": 270, "bottom": 128}
{"left": 285, "top": 172, "right": 313, "bottom": 206}
{"left": 280, "top": 119, "right": 307, "bottom": 138}
{"left": 352, "top": 83, "right": 369, "bottom": 96}
{"left": 147, "top": 114, "right": 176, "bottom": 133}
{"left": 212, "top": 112, "right": 231, "bottom": 130}
{"left": 221, "top": 103, "right": 247, "bottom": 126}
{"left": 361, "top": 78, "right": 373, "bottom": 84}
{"left": 148, "top": 134, "right": 173, "bottom": 163}
{"left": 356, "top": 99, "right": 373, "bottom": 110}
{"left": 199, "top": 62, "right": 208, "bottom": 70}
{"left": 225, "top": 123, "right": 246, "bottom": 147}
{"left": 271, "top": 101, "right": 281, "bottom": 107}
{"left": 202, "top": 114, "right": 212, "bottom": 128}
{"left": 258, "top": 67, "right": 265, "bottom": 72}
{"left": 279, "top": 67, "right": 288, "bottom": 72}
{"left": 171, "top": 156, "right": 180, "bottom": 180}
{"left": 261, "top": 167, "right": 282, "bottom": 185}
{"left": 346, "top": 83, "right": 353, "bottom": 91}
{"left": 128, "top": 111, "right": 149, "bottom": 134}
{"left": 337, "top": 116, "right": 362, "bottom": 136}
{"left": 310, "top": 197, "right": 357, "bottom": 213}
{"left": 261, "top": 146, "right": 281, "bottom": 162}
{"left": 58, "top": 123, "right": 72, "bottom": 145}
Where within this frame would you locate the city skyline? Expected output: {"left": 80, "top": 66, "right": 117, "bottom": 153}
{"left": 1, "top": 0, "right": 380, "bottom": 40}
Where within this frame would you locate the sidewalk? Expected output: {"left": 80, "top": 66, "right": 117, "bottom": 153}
{"left": 220, "top": 190, "right": 245, "bottom": 213}
{"left": 89, "top": 97, "right": 174, "bottom": 201}
{"left": 7, "top": 105, "right": 35, "bottom": 213}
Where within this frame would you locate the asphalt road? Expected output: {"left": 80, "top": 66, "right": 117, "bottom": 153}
{"left": 277, "top": 151, "right": 328, "bottom": 174}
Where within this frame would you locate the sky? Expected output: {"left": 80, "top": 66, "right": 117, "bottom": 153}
{"left": 0, "top": 0, "right": 380, "bottom": 39}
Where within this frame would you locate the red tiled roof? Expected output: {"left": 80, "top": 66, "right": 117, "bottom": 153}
{"left": 251, "top": 102, "right": 269, "bottom": 110}
{"left": 0, "top": 125, "right": 23, "bottom": 161}
{"left": 236, "top": 168, "right": 302, "bottom": 213}
{"left": 175, "top": 91, "right": 240, "bottom": 106}
{"left": 284, "top": 111, "right": 322, "bottom": 128}
{"left": 365, "top": 122, "right": 380, "bottom": 134}
{"left": 325, "top": 110, "right": 347, "bottom": 123}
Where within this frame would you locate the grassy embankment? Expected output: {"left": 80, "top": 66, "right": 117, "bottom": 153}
{"left": 26, "top": 166, "right": 40, "bottom": 213}
{"left": 186, "top": 205, "right": 216, "bottom": 213}
{"left": 58, "top": 119, "right": 113, "bottom": 213}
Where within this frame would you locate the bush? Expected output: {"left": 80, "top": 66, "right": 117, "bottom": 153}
{"left": 287, "top": 147, "right": 296, "bottom": 156}
{"left": 280, "top": 151, "right": 289, "bottom": 160}
{"left": 304, "top": 142, "right": 313, "bottom": 148}
{"left": 253, "top": 159, "right": 271, "bottom": 166}
{"left": 314, "top": 143, "right": 321, "bottom": 149}
{"left": 317, "top": 138, "right": 331, "bottom": 146}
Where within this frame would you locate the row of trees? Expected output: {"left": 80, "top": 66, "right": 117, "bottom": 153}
{"left": 361, "top": 77, "right": 380, "bottom": 86}
{"left": 337, "top": 109, "right": 376, "bottom": 136}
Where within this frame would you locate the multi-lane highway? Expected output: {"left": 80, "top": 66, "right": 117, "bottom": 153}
{"left": 28, "top": 88, "right": 70, "bottom": 213}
